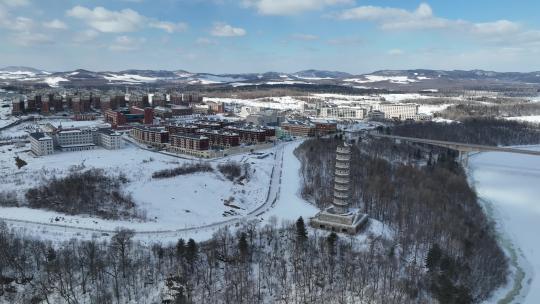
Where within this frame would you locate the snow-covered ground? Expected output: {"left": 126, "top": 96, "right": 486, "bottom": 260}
{"left": 0, "top": 141, "right": 275, "bottom": 234}
{"left": 344, "top": 75, "right": 419, "bottom": 84}
{"left": 0, "top": 102, "right": 18, "bottom": 129}
{"left": 504, "top": 116, "right": 540, "bottom": 124}
{"left": 418, "top": 104, "right": 453, "bottom": 115}
{"left": 44, "top": 76, "right": 68, "bottom": 87}
{"left": 470, "top": 146, "right": 540, "bottom": 303}
{"left": 104, "top": 73, "right": 158, "bottom": 83}
{"left": 263, "top": 141, "right": 318, "bottom": 222}
{"left": 205, "top": 96, "right": 305, "bottom": 112}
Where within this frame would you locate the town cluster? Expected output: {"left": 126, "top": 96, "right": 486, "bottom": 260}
{"left": 9, "top": 89, "right": 429, "bottom": 158}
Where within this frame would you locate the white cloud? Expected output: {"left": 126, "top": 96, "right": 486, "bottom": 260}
{"left": 291, "top": 33, "right": 319, "bottom": 41}
{"left": 109, "top": 35, "right": 146, "bottom": 51}
{"left": 196, "top": 37, "right": 217, "bottom": 45}
{"left": 73, "top": 29, "right": 100, "bottom": 43}
{"left": 337, "top": 3, "right": 457, "bottom": 31}
{"left": 211, "top": 22, "right": 246, "bottom": 37}
{"left": 66, "top": 5, "right": 187, "bottom": 34}
{"left": 243, "top": 0, "right": 352, "bottom": 16}
{"left": 43, "top": 19, "right": 67, "bottom": 30}
{"left": 327, "top": 36, "right": 363, "bottom": 45}
{"left": 0, "top": 0, "right": 29, "bottom": 7}
{"left": 149, "top": 21, "right": 188, "bottom": 33}
{"left": 15, "top": 31, "right": 54, "bottom": 46}
{"left": 471, "top": 20, "right": 521, "bottom": 36}
{"left": 335, "top": 3, "right": 540, "bottom": 47}
{"left": 388, "top": 49, "right": 404, "bottom": 55}
{"left": 67, "top": 6, "right": 144, "bottom": 33}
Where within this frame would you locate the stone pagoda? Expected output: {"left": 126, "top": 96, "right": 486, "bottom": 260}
{"left": 310, "top": 142, "right": 368, "bottom": 234}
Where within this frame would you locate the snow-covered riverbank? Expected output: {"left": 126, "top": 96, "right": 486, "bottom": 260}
{"left": 470, "top": 145, "right": 540, "bottom": 303}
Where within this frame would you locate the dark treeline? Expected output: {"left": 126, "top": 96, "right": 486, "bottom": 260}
{"left": 441, "top": 102, "right": 540, "bottom": 120}
{"left": 24, "top": 168, "right": 139, "bottom": 220}
{"left": 2, "top": 218, "right": 422, "bottom": 304}
{"left": 294, "top": 138, "right": 508, "bottom": 303}
{"left": 152, "top": 163, "right": 214, "bottom": 179}
{"left": 388, "top": 118, "right": 540, "bottom": 146}
{"left": 218, "top": 162, "right": 250, "bottom": 182}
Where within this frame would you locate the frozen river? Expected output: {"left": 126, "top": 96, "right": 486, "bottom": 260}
{"left": 470, "top": 146, "right": 540, "bottom": 303}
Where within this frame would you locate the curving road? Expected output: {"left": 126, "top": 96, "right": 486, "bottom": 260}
{"left": 0, "top": 141, "right": 288, "bottom": 240}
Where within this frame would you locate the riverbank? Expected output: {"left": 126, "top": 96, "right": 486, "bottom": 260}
{"left": 468, "top": 145, "right": 540, "bottom": 304}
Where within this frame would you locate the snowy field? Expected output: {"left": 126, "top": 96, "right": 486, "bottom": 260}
{"left": 470, "top": 146, "right": 540, "bottom": 303}
{"left": 205, "top": 96, "right": 306, "bottom": 112}
{"left": 0, "top": 100, "right": 18, "bottom": 129}
{"left": 504, "top": 115, "right": 540, "bottom": 124}
{"left": 0, "top": 141, "right": 275, "bottom": 234}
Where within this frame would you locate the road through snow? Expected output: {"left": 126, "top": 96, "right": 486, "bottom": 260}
{"left": 1, "top": 141, "right": 290, "bottom": 243}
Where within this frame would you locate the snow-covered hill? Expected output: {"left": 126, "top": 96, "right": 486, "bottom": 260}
{"left": 3, "top": 66, "right": 540, "bottom": 88}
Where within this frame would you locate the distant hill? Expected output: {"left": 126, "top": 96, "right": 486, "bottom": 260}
{"left": 2, "top": 66, "right": 540, "bottom": 89}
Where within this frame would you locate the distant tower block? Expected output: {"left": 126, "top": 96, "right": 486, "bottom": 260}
{"left": 310, "top": 142, "right": 368, "bottom": 234}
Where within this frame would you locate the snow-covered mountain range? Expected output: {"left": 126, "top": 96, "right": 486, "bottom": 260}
{"left": 2, "top": 66, "right": 540, "bottom": 88}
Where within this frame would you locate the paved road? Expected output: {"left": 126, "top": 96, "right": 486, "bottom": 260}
{"left": 0, "top": 142, "right": 288, "bottom": 239}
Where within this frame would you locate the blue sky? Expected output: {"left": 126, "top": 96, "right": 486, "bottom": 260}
{"left": 1, "top": 0, "right": 540, "bottom": 73}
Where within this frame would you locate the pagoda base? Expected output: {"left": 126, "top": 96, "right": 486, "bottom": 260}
{"left": 310, "top": 206, "right": 369, "bottom": 235}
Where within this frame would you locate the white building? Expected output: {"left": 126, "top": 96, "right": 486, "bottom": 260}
{"left": 54, "top": 128, "right": 96, "bottom": 152}
{"left": 373, "top": 104, "right": 419, "bottom": 120}
{"left": 96, "top": 128, "right": 122, "bottom": 149}
{"left": 319, "top": 107, "right": 367, "bottom": 120}
{"left": 29, "top": 132, "right": 54, "bottom": 156}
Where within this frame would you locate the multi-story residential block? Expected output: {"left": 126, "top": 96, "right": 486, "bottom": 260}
{"left": 130, "top": 126, "right": 169, "bottom": 147}
{"left": 207, "top": 101, "right": 225, "bottom": 113}
{"left": 171, "top": 105, "right": 193, "bottom": 116}
{"left": 96, "top": 128, "right": 122, "bottom": 150}
{"left": 105, "top": 107, "right": 154, "bottom": 128}
{"left": 166, "top": 124, "right": 199, "bottom": 135}
{"left": 373, "top": 104, "right": 419, "bottom": 120}
{"left": 29, "top": 132, "right": 54, "bottom": 156}
{"left": 280, "top": 121, "right": 316, "bottom": 137}
{"left": 41, "top": 96, "right": 50, "bottom": 114}
{"left": 170, "top": 133, "right": 209, "bottom": 151}
{"left": 197, "top": 129, "right": 240, "bottom": 149}
{"left": 314, "top": 122, "right": 338, "bottom": 136}
{"left": 11, "top": 98, "right": 24, "bottom": 115}
{"left": 153, "top": 106, "right": 172, "bottom": 119}
{"left": 52, "top": 95, "right": 63, "bottom": 112}
{"left": 224, "top": 125, "right": 271, "bottom": 144}
{"left": 54, "top": 128, "right": 96, "bottom": 152}
{"left": 319, "top": 107, "right": 367, "bottom": 120}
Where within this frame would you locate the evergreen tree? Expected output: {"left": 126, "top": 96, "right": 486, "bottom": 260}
{"left": 426, "top": 243, "right": 442, "bottom": 272}
{"left": 326, "top": 232, "right": 338, "bottom": 255}
{"left": 15, "top": 156, "right": 27, "bottom": 169}
{"left": 296, "top": 217, "right": 308, "bottom": 245}
{"left": 238, "top": 232, "right": 249, "bottom": 262}
{"left": 176, "top": 238, "right": 185, "bottom": 259}
{"left": 185, "top": 238, "right": 198, "bottom": 266}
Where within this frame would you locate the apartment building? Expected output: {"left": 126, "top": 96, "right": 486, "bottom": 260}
{"left": 54, "top": 128, "right": 97, "bottom": 152}
{"left": 281, "top": 121, "right": 316, "bottom": 137}
{"left": 29, "top": 132, "right": 54, "bottom": 156}
{"left": 319, "top": 107, "right": 367, "bottom": 120}
{"left": 373, "top": 104, "right": 419, "bottom": 120}
{"left": 130, "top": 126, "right": 169, "bottom": 147}
{"left": 96, "top": 129, "right": 122, "bottom": 150}
{"left": 224, "top": 125, "right": 272, "bottom": 144}
{"left": 197, "top": 129, "right": 240, "bottom": 149}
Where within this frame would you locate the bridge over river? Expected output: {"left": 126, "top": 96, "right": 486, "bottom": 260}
{"left": 369, "top": 133, "right": 540, "bottom": 164}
